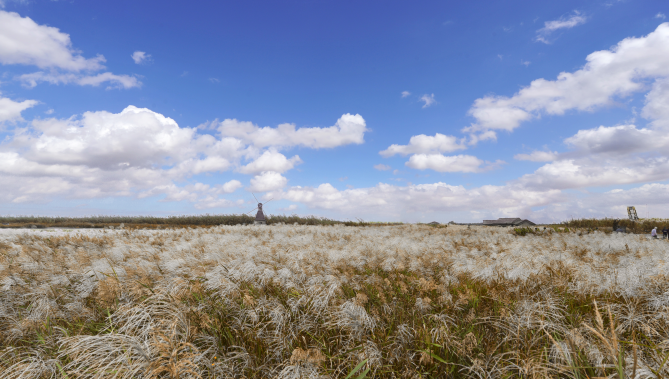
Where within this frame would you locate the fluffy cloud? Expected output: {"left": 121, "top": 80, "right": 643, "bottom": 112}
{"left": 0, "top": 94, "right": 37, "bottom": 123}
{"left": 239, "top": 150, "right": 302, "bottom": 174}
{"left": 131, "top": 51, "right": 151, "bottom": 64}
{"left": 0, "top": 11, "right": 104, "bottom": 70}
{"left": 406, "top": 154, "right": 501, "bottom": 173}
{"left": 535, "top": 11, "right": 587, "bottom": 44}
{"left": 0, "top": 105, "right": 249, "bottom": 205}
{"left": 374, "top": 164, "right": 391, "bottom": 171}
{"left": 0, "top": 105, "right": 368, "bottom": 206}
{"left": 380, "top": 133, "right": 465, "bottom": 157}
{"left": 514, "top": 73, "right": 669, "bottom": 191}
{"left": 12, "top": 106, "right": 205, "bottom": 169}
{"left": 248, "top": 171, "right": 288, "bottom": 192}
{"left": 0, "top": 10, "right": 139, "bottom": 88}
{"left": 401, "top": 91, "right": 411, "bottom": 98}
{"left": 465, "top": 22, "right": 669, "bottom": 139}
{"left": 215, "top": 113, "right": 367, "bottom": 149}
{"left": 420, "top": 94, "right": 436, "bottom": 108}
{"left": 380, "top": 133, "right": 485, "bottom": 174}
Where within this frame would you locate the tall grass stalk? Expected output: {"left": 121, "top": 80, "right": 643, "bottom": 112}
{"left": 1, "top": 224, "right": 668, "bottom": 377}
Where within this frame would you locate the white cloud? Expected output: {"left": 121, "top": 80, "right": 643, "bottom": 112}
{"left": 0, "top": 105, "right": 250, "bottom": 205}
{"left": 513, "top": 75, "right": 669, "bottom": 191}
{"left": 0, "top": 105, "right": 371, "bottom": 206}
{"left": 401, "top": 91, "right": 411, "bottom": 98}
{"left": 0, "top": 94, "right": 37, "bottom": 123}
{"left": 215, "top": 113, "right": 367, "bottom": 149}
{"left": 221, "top": 180, "right": 243, "bottom": 193}
{"left": 380, "top": 133, "right": 466, "bottom": 157}
{"left": 374, "top": 164, "right": 391, "bottom": 171}
{"left": 262, "top": 176, "right": 669, "bottom": 223}
{"left": 13, "top": 106, "right": 205, "bottom": 169}
{"left": 0, "top": 10, "right": 139, "bottom": 88}
{"left": 131, "top": 51, "right": 151, "bottom": 64}
{"left": 248, "top": 171, "right": 287, "bottom": 192}
{"left": 514, "top": 150, "right": 558, "bottom": 162}
{"left": 0, "top": 11, "right": 104, "bottom": 70}
{"left": 209, "top": 77, "right": 220, "bottom": 83}
{"left": 18, "top": 71, "right": 140, "bottom": 89}
{"left": 406, "top": 154, "right": 502, "bottom": 173}
{"left": 45, "top": 109, "right": 54, "bottom": 115}
{"left": 238, "top": 150, "right": 302, "bottom": 174}
{"left": 419, "top": 93, "right": 436, "bottom": 108}
{"left": 536, "top": 11, "right": 587, "bottom": 44}
{"left": 656, "top": 13, "right": 666, "bottom": 20}
{"left": 267, "top": 182, "right": 562, "bottom": 220}
{"left": 521, "top": 60, "right": 531, "bottom": 66}
{"left": 464, "top": 23, "right": 669, "bottom": 139}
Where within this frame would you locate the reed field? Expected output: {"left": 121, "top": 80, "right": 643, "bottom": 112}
{"left": 1, "top": 224, "right": 669, "bottom": 378}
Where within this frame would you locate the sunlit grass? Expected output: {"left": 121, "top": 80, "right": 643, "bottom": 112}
{"left": 1, "top": 224, "right": 668, "bottom": 378}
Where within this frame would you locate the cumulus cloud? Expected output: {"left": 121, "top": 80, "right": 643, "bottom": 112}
{"left": 464, "top": 22, "right": 669, "bottom": 140}
{"left": 215, "top": 113, "right": 367, "bottom": 149}
{"left": 401, "top": 91, "right": 411, "bottom": 98}
{"left": 406, "top": 154, "right": 502, "bottom": 173}
{"left": 0, "top": 11, "right": 104, "bottom": 70}
{"left": 0, "top": 94, "right": 37, "bottom": 123}
{"left": 131, "top": 51, "right": 151, "bottom": 64}
{"left": 0, "top": 105, "right": 369, "bottom": 206}
{"left": 238, "top": 150, "right": 302, "bottom": 174}
{"left": 536, "top": 11, "right": 587, "bottom": 44}
{"left": 248, "top": 171, "right": 288, "bottom": 192}
{"left": 656, "top": 13, "right": 666, "bottom": 20}
{"left": 420, "top": 94, "right": 436, "bottom": 108}
{"left": 514, "top": 75, "right": 669, "bottom": 191}
{"left": 380, "top": 133, "right": 466, "bottom": 157}
{"left": 222, "top": 180, "right": 243, "bottom": 193}
{"left": 0, "top": 10, "right": 139, "bottom": 88}
{"left": 374, "top": 164, "right": 391, "bottom": 171}
{"left": 0, "top": 105, "right": 251, "bottom": 206}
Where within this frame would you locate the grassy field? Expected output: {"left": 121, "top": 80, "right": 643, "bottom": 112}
{"left": 1, "top": 224, "right": 668, "bottom": 378}
{"left": 0, "top": 214, "right": 401, "bottom": 229}
{"left": 563, "top": 218, "right": 669, "bottom": 235}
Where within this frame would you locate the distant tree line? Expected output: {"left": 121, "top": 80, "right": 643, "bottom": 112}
{"left": 0, "top": 214, "right": 402, "bottom": 228}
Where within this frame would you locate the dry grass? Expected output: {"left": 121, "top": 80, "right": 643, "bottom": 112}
{"left": 1, "top": 224, "right": 669, "bottom": 378}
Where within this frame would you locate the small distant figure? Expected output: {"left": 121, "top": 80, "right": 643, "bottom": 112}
{"left": 651, "top": 227, "right": 658, "bottom": 239}
{"left": 663, "top": 226, "right": 668, "bottom": 239}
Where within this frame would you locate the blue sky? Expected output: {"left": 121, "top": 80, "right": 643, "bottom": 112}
{"left": 1, "top": 0, "right": 668, "bottom": 222}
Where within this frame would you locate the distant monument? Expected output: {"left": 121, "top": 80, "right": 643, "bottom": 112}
{"left": 246, "top": 193, "right": 273, "bottom": 225}
{"left": 254, "top": 202, "right": 266, "bottom": 225}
